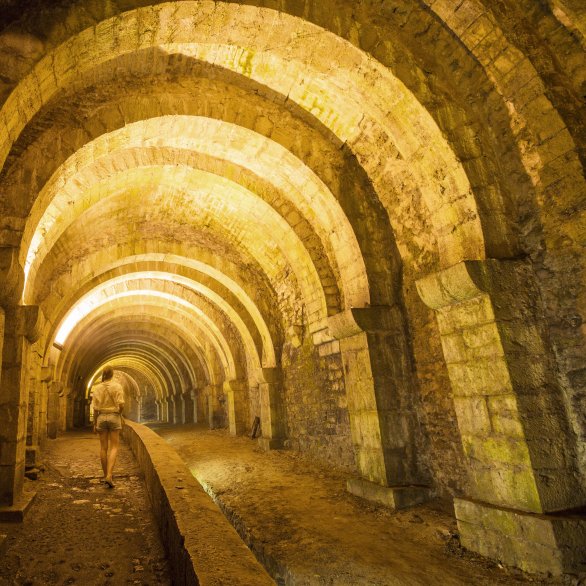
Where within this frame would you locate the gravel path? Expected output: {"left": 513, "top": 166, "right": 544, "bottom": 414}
{"left": 0, "top": 431, "right": 170, "bottom": 586}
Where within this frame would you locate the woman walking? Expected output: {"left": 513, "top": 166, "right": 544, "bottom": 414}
{"left": 91, "top": 367, "right": 125, "bottom": 487}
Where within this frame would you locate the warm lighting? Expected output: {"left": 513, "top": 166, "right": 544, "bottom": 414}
{"left": 55, "top": 287, "right": 205, "bottom": 346}
{"left": 53, "top": 270, "right": 273, "bottom": 368}
{"left": 21, "top": 116, "right": 369, "bottom": 311}
{"left": 53, "top": 284, "right": 235, "bottom": 378}
{"left": 98, "top": 255, "right": 276, "bottom": 364}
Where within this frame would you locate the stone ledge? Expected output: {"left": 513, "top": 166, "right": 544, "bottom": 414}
{"left": 455, "top": 498, "right": 586, "bottom": 575}
{"left": 123, "top": 420, "right": 274, "bottom": 586}
{"left": 347, "top": 478, "right": 431, "bottom": 510}
{"left": 0, "top": 489, "right": 36, "bottom": 522}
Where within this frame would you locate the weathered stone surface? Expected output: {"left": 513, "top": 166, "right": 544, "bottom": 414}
{"left": 419, "top": 260, "right": 585, "bottom": 514}
{"left": 0, "top": 486, "right": 36, "bottom": 521}
{"left": 347, "top": 477, "right": 432, "bottom": 510}
{"left": 455, "top": 498, "right": 586, "bottom": 575}
{"left": 0, "top": 249, "right": 23, "bottom": 308}
{"left": 123, "top": 420, "right": 274, "bottom": 585}
{"left": 0, "top": 0, "right": 584, "bottom": 578}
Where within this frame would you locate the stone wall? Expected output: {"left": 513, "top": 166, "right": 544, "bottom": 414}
{"left": 404, "top": 282, "right": 471, "bottom": 498}
{"left": 0, "top": 0, "right": 584, "bottom": 575}
{"left": 282, "top": 336, "right": 355, "bottom": 470}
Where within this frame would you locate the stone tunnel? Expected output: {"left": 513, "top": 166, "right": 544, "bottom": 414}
{"left": 0, "top": 0, "right": 585, "bottom": 583}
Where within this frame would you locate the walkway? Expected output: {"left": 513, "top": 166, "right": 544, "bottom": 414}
{"left": 0, "top": 426, "right": 567, "bottom": 585}
{"left": 0, "top": 431, "right": 170, "bottom": 586}
{"left": 154, "top": 423, "right": 558, "bottom": 586}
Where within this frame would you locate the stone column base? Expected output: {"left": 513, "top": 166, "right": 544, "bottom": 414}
{"left": 25, "top": 445, "right": 40, "bottom": 467}
{"left": 455, "top": 498, "right": 586, "bottom": 575}
{"left": 347, "top": 478, "right": 431, "bottom": 510}
{"left": 257, "top": 437, "right": 284, "bottom": 451}
{"left": 0, "top": 490, "right": 36, "bottom": 522}
{"left": 47, "top": 421, "right": 58, "bottom": 439}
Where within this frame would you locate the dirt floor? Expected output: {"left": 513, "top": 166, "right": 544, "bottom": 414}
{"left": 154, "top": 423, "right": 577, "bottom": 586}
{"left": 1, "top": 426, "right": 583, "bottom": 586}
{"left": 0, "top": 431, "right": 170, "bottom": 586}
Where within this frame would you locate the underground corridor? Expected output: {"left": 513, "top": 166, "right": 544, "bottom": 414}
{"left": 0, "top": 0, "right": 585, "bottom": 584}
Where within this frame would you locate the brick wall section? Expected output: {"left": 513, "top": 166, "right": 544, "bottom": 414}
{"left": 282, "top": 336, "right": 355, "bottom": 470}
{"left": 404, "top": 281, "right": 470, "bottom": 497}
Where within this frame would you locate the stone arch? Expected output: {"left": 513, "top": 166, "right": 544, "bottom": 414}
{"left": 65, "top": 294, "right": 240, "bottom": 379}
{"left": 21, "top": 116, "right": 369, "bottom": 314}
{"left": 0, "top": 1, "right": 490, "bottom": 270}
{"left": 28, "top": 165, "right": 319, "bottom": 328}
{"left": 38, "top": 247, "right": 282, "bottom": 368}
{"left": 89, "top": 358, "right": 165, "bottom": 404}
{"left": 54, "top": 275, "right": 259, "bottom": 376}
{"left": 64, "top": 328, "right": 200, "bottom": 398}
{"left": 56, "top": 304, "right": 229, "bottom": 387}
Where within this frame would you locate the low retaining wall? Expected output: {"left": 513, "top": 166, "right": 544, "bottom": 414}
{"left": 123, "top": 420, "right": 274, "bottom": 585}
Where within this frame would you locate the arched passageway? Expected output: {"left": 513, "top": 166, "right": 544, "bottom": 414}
{"left": 0, "top": 0, "right": 585, "bottom": 576}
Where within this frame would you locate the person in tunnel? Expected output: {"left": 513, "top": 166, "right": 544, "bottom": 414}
{"left": 91, "top": 366, "right": 125, "bottom": 488}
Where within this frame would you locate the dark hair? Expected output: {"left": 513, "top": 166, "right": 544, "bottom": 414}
{"left": 102, "top": 367, "right": 114, "bottom": 382}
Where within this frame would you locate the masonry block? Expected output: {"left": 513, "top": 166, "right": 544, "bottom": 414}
{"left": 467, "top": 460, "right": 542, "bottom": 512}
{"left": 455, "top": 498, "right": 586, "bottom": 575}
{"left": 453, "top": 395, "right": 491, "bottom": 435}
{"left": 486, "top": 394, "right": 524, "bottom": 438}
{"left": 257, "top": 437, "right": 284, "bottom": 451}
{"left": 354, "top": 446, "right": 387, "bottom": 485}
{"left": 347, "top": 478, "right": 431, "bottom": 510}
{"left": 447, "top": 357, "right": 512, "bottom": 397}
{"left": 0, "top": 488, "right": 36, "bottom": 522}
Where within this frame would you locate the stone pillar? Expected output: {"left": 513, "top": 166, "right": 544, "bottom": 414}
{"left": 47, "top": 380, "right": 61, "bottom": 439}
{"left": 196, "top": 388, "right": 205, "bottom": 423}
{"left": 125, "top": 393, "right": 139, "bottom": 423}
{"left": 60, "top": 387, "right": 73, "bottom": 431}
{"left": 155, "top": 399, "right": 165, "bottom": 421}
{"left": 38, "top": 366, "right": 53, "bottom": 449}
{"left": 205, "top": 384, "right": 223, "bottom": 429}
{"left": 183, "top": 390, "right": 194, "bottom": 423}
{"left": 0, "top": 304, "right": 42, "bottom": 510}
{"left": 25, "top": 351, "right": 43, "bottom": 468}
{"left": 157, "top": 399, "right": 167, "bottom": 423}
{"left": 258, "top": 368, "right": 285, "bottom": 450}
{"left": 328, "top": 307, "right": 430, "bottom": 510}
{"left": 38, "top": 379, "right": 49, "bottom": 447}
{"left": 206, "top": 393, "right": 214, "bottom": 428}
{"left": 167, "top": 396, "right": 175, "bottom": 423}
{"left": 417, "top": 260, "right": 586, "bottom": 575}
{"left": 190, "top": 390, "right": 197, "bottom": 423}
{"left": 175, "top": 393, "right": 185, "bottom": 424}
{"left": 225, "top": 380, "right": 247, "bottom": 436}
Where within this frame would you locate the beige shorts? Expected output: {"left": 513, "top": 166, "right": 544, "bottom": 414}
{"left": 96, "top": 413, "right": 122, "bottom": 431}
